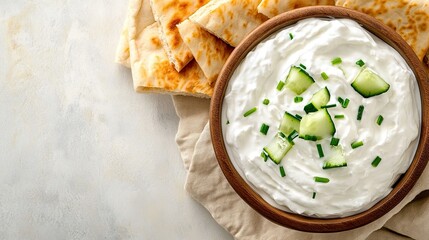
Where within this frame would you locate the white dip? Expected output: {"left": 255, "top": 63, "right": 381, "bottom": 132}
{"left": 222, "top": 18, "right": 420, "bottom": 217}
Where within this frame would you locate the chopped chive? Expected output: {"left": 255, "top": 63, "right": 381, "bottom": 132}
{"left": 289, "top": 33, "right": 294, "bottom": 40}
{"left": 260, "top": 123, "right": 269, "bottom": 135}
{"left": 331, "top": 57, "right": 342, "bottom": 65}
{"left": 312, "top": 192, "right": 317, "bottom": 199}
{"left": 262, "top": 98, "right": 270, "bottom": 105}
{"left": 334, "top": 115, "right": 345, "bottom": 119}
{"left": 243, "top": 107, "right": 257, "bottom": 117}
{"left": 351, "top": 140, "right": 364, "bottom": 149}
{"left": 371, "top": 156, "right": 382, "bottom": 167}
{"left": 294, "top": 96, "right": 303, "bottom": 103}
{"left": 261, "top": 151, "right": 268, "bottom": 162}
{"left": 338, "top": 97, "right": 350, "bottom": 108}
{"left": 295, "top": 114, "right": 302, "bottom": 120}
{"left": 376, "top": 115, "right": 384, "bottom": 125}
{"left": 342, "top": 98, "right": 350, "bottom": 108}
{"left": 321, "top": 104, "right": 337, "bottom": 109}
{"left": 280, "top": 166, "right": 286, "bottom": 177}
{"left": 330, "top": 137, "right": 340, "bottom": 146}
{"left": 277, "top": 81, "right": 285, "bottom": 91}
{"left": 316, "top": 144, "right": 324, "bottom": 158}
{"left": 226, "top": 120, "right": 230, "bottom": 125}
{"left": 304, "top": 135, "right": 318, "bottom": 141}
{"left": 314, "top": 176, "right": 330, "bottom": 183}
{"left": 287, "top": 130, "right": 299, "bottom": 142}
{"left": 357, "top": 105, "right": 364, "bottom": 120}
{"left": 300, "top": 63, "right": 307, "bottom": 69}
{"left": 356, "top": 59, "right": 365, "bottom": 67}
{"left": 321, "top": 72, "right": 329, "bottom": 80}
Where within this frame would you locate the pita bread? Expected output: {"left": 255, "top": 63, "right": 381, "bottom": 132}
{"left": 149, "top": 0, "right": 210, "bottom": 72}
{"left": 115, "top": 0, "right": 155, "bottom": 68}
{"left": 177, "top": 19, "right": 233, "bottom": 83}
{"left": 336, "top": 0, "right": 429, "bottom": 61}
{"left": 128, "top": 0, "right": 213, "bottom": 98}
{"left": 115, "top": 18, "right": 131, "bottom": 68}
{"left": 189, "top": 0, "right": 268, "bottom": 47}
{"left": 258, "top": 0, "right": 334, "bottom": 18}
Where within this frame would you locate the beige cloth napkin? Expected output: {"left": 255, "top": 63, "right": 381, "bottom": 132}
{"left": 172, "top": 95, "right": 429, "bottom": 239}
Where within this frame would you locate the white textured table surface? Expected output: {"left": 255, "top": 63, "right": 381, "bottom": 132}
{"left": 0, "top": 1, "right": 232, "bottom": 239}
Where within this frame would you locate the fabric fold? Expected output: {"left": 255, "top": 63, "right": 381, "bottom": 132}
{"left": 172, "top": 96, "right": 210, "bottom": 170}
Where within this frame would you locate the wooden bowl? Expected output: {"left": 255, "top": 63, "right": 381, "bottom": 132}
{"left": 210, "top": 6, "right": 429, "bottom": 232}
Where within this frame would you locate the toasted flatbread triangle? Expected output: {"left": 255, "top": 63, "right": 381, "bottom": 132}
{"left": 129, "top": 22, "right": 213, "bottom": 97}
{"left": 189, "top": 0, "right": 268, "bottom": 47}
{"left": 258, "top": 0, "right": 334, "bottom": 18}
{"left": 115, "top": 0, "right": 155, "bottom": 68}
{"left": 150, "top": 0, "right": 210, "bottom": 72}
{"left": 128, "top": 0, "right": 213, "bottom": 98}
{"left": 177, "top": 19, "right": 233, "bottom": 83}
{"left": 336, "top": 0, "right": 429, "bottom": 61}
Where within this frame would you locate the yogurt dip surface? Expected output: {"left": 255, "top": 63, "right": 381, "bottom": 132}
{"left": 222, "top": 18, "right": 420, "bottom": 217}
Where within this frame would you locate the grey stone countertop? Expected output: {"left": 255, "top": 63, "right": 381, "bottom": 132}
{"left": 0, "top": 1, "right": 232, "bottom": 239}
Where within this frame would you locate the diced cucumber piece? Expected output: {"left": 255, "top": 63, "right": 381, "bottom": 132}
{"left": 284, "top": 66, "right": 315, "bottom": 95}
{"left": 323, "top": 146, "right": 347, "bottom": 169}
{"left": 351, "top": 68, "right": 390, "bottom": 98}
{"left": 310, "top": 87, "right": 330, "bottom": 108}
{"left": 279, "top": 112, "right": 300, "bottom": 135}
{"left": 299, "top": 109, "right": 336, "bottom": 140}
{"left": 263, "top": 132, "right": 293, "bottom": 164}
{"left": 304, "top": 87, "right": 331, "bottom": 113}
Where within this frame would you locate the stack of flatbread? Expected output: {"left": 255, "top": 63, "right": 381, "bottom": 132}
{"left": 116, "top": 0, "right": 429, "bottom": 98}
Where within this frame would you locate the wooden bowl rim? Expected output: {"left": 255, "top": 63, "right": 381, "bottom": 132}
{"left": 210, "top": 6, "right": 429, "bottom": 233}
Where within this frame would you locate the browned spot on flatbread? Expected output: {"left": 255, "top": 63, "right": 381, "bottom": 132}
{"left": 196, "top": 50, "right": 202, "bottom": 59}
{"left": 217, "top": 9, "right": 226, "bottom": 24}
{"left": 419, "top": 22, "right": 427, "bottom": 32}
{"left": 224, "top": 28, "right": 233, "bottom": 45}
{"left": 150, "top": 37, "right": 162, "bottom": 48}
{"left": 259, "top": 0, "right": 334, "bottom": 18}
{"left": 162, "top": 2, "right": 190, "bottom": 13}
{"left": 228, "top": 9, "right": 234, "bottom": 20}
{"left": 167, "top": 18, "right": 181, "bottom": 31}
{"left": 139, "top": 66, "right": 150, "bottom": 86}
{"left": 191, "top": 29, "right": 202, "bottom": 38}
{"left": 152, "top": 60, "right": 178, "bottom": 90}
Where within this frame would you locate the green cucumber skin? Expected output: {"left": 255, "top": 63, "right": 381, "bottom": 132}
{"left": 285, "top": 111, "right": 301, "bottom": 121}
{"left": 304, "top": 103, "right": 318, "bottom": 114}
{"left": 263, "top": 132, "right": 293, "bottom": 164}
{"left": 279, "top": 112, "right": 301, "bottom": 136}
{"left": 312, "top": 87, "right": 331, "bottom": 108}
{"left": 322, "top": 162, "right": 348, "bottom": 169}
{"left": 285, "top": 66, "right": 315, "bottom": 95}
{"left": 351, "top": 83, "right": 390, "bottom": 98}
{"left": 299, "top": 109, "right": 336, "bottom": 140}
{"left": 351, "top": 68, "right": 390, "bottom": 98}
{"left": 322, "top": 146, "right": 347, "bottom": 169}
{"left": 326, "top": 110, "right": 336, "bottom": 136}
{"left": 304, "top": 87, "right": 330, "bottom": 113}
{"left": 296, "top": 66, "right": 315, "bottom": 82}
